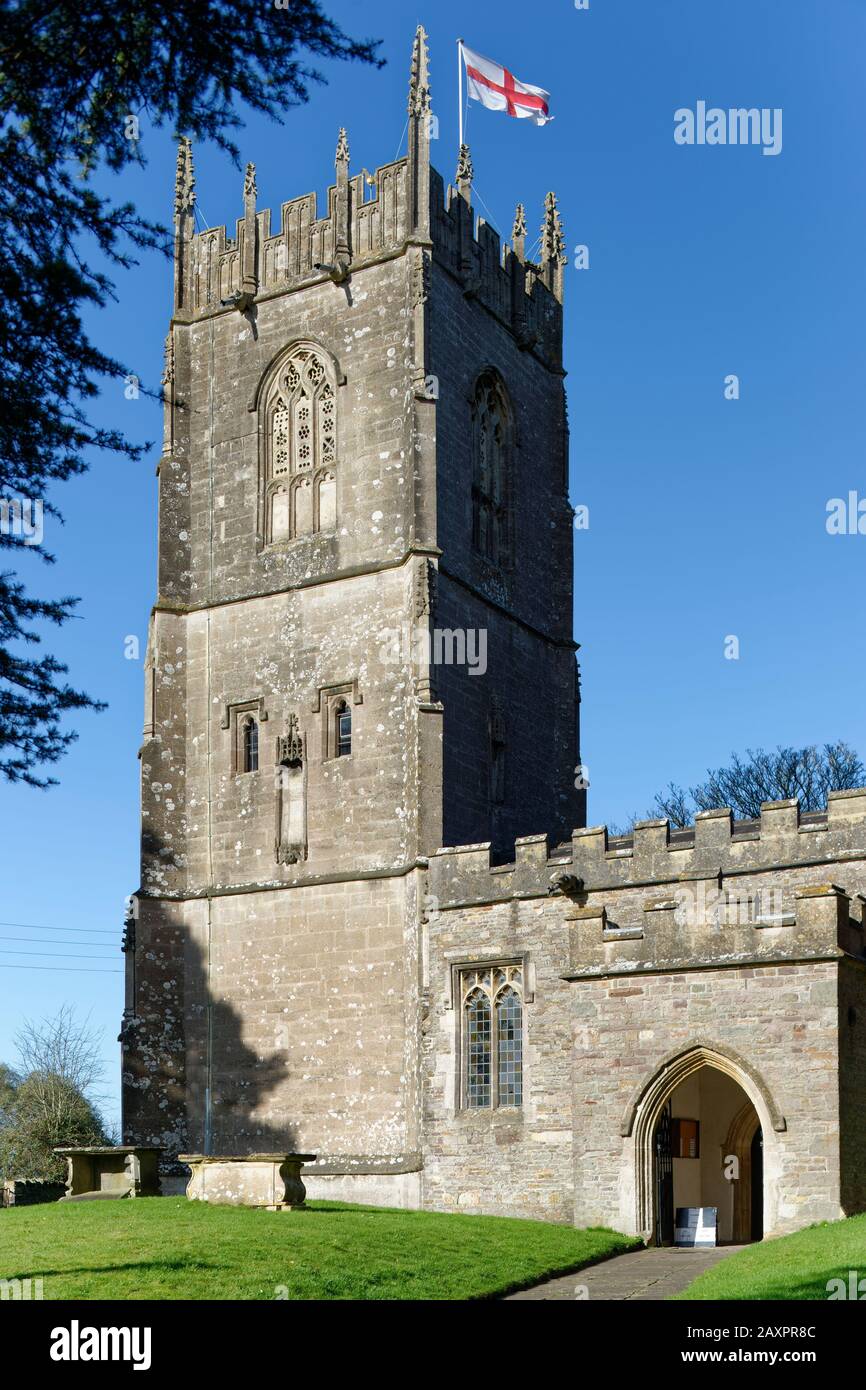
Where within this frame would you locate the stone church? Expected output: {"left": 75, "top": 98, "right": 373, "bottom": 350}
{"left": 122, "top": 26, "right": 866, "bottom": 1244}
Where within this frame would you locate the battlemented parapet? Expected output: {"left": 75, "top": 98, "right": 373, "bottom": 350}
{"left": 170, "top": 25, "right": 565, "bottom": 372}
{"left": 429, "top": 790, "right": 866, "bottom": 912}
{"left": 174, "top": 150, "right": 413, "bottom": 316}
{"left": 173, "top": 160, "right": 564, "bottom": 371}
{"left": 430, "top": 169, "right": 565, "bottom": 369}
{"left": 427, "top": 790, "right": 866, "bottom": 979}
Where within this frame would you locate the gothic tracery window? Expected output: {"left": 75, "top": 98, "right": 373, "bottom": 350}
{"left": 471, "top": 373, "right": 511, "bottom": 568}
{"left": 265, "top": 345, "right": 338, "bottom": 544}
{"left": 461, "top": 965, "right": 524, "bottom": 1109}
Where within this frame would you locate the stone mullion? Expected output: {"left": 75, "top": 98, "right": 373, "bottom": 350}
{"left": 490, "top": 988, "right": 501, "bottom": 1110}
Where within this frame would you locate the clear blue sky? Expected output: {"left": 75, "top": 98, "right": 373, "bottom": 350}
{"left": 2, "top": 0, "right": 864, "bottom": 1130}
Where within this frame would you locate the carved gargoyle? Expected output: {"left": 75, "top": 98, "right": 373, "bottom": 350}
{"left": 548, "top": 871, "right": 585, "bottom": 899}
{"left": 516, "top": 326, "right": 540, "bottom": 352}
{"left": 314, "top": 258, "right": 351, "bottom": 285}
{"left": 220, "top": 290, "right": 256, "bottom": 313}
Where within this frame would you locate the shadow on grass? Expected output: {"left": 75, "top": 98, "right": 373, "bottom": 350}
{"left": 303, "top": 1203, "right": 426, "bottom": 1217}
{"left": 679, "top": 1261, "right": 854, "bottom": 1301}
{"left": 6, "top": 1258, "right": 222, "bottom": 1281}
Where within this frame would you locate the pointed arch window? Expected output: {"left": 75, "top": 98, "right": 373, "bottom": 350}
{"left": 263, "top": 345, "right": 339, "bottom": 544}
{"left": 465, "top": 989, "right": 492, "bottom": 1109}
{"left": 496, "top": 986, "right": 523, "bottom": 1107}
{"left": 471, "top": 373, "right": 512, "bottom": 569}
{"left": 460, "top": 964, "right": 524, "bottom": 1109}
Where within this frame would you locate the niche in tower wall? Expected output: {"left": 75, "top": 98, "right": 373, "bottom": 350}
{"left": 275, "top": 715, "right": 307, "bottom": 864}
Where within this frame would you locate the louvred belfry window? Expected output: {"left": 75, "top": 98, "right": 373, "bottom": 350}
{"left": 471, "top": 373, "right": 511, "bottom": 568}
{"left": 265, "top": 346, "right": 338, "bottom": 543}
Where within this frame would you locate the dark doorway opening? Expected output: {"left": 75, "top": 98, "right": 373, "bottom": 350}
{"left": 751, "top": 1126, "right": 764, "bottom": 1242}
{"left": 653, "top": 1099, "right": 674, "bottom": 1246}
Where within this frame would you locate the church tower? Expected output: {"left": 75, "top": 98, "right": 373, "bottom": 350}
{"left": 122, "top": 27, "right": 583, "bottom": 1198}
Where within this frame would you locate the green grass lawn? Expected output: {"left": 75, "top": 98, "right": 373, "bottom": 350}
{"left": 675, "top": 1213, "right": 866, "bottom": 1300}
{"left": 0, "top": 1198, "right": 638, "bottom": 1300}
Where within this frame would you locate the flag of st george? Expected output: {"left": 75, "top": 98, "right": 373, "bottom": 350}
{"left": 461, "top": 45, "right": 553, "bottom": 126}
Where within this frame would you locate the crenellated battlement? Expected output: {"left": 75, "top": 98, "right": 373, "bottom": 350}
{"left": 430, "top": 169, "right": 565, "bottom": 367}
{"left": 427, "top": 791, "right": 866, "bottom": 984}
{"left": 429, "top": 788, "right": 866, "bottom": 908}
{"left": 180, "top": 155, "right": 412, "bottom": 315}
{"left": 169, "top": 25, "right": 565, "bottom": 368}
{"left": 174, "top": 155, "right": 564, "bottom": 362}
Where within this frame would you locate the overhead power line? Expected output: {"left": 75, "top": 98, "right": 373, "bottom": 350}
{"left": 0, "top": 935, "right": 119, "bottom": 950}
{"left": 0, "top": 920, "right": 120, "bottom": 937}
{"left": 0, "top": 949, "right": 118, "bottom": 960}
{"left": 0, "top": 963, "right": 122, "bottom": 975}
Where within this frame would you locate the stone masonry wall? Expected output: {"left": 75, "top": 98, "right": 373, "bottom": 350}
{"left": 433, "top": 576, "right": 580, "bottom": 856}
{"left": 125, "top": 871, "right": 423, "bottom": 1170}
{"left": 429, "top": 257, "right": 580, "bottom": 855}
{"left": 177, "top": 255, "right": 420, "bottom": 606}
{"left": 129, "top": 40, "right": 866, "bottom": 1236}
{"left": 131, "top": 235, "right": 432, "bottom": 1165}
{"left": 1, "top": 1180, "right": 66, "bottom": 1207}
{"left": 421, "top": 894, "right": 574, "bottom": 1223}
{"left": 167, "top": 568, "right": 419, "bottom": 892}
{"left": 571, "top": 961, "right": 841, "bottom": 1236}
{"left": 128, "top": 82, "right": 577, "bottom": 1185}
{"left": 425, "top": 794, "right": 866, "bottom": 1233}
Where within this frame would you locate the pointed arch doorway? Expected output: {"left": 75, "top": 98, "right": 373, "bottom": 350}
{"left": 625, "top": 1044, "right": 783, "bottom": 1245}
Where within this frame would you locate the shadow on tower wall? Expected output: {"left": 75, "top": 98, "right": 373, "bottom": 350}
{"left": 123, "top": 834, "right": 299, "bottom": 1173}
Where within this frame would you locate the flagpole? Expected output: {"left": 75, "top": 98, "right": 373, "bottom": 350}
{"left": 457, "top": 38, "right": 464, "bottom": 150}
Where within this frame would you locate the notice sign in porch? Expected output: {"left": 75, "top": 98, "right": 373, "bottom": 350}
{"left": 674, "top": 1207, "right": 717, "bottom": 1247}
